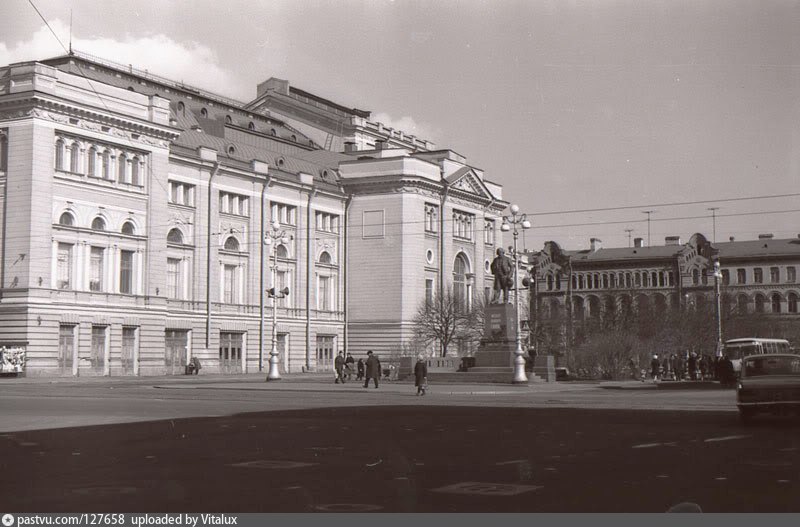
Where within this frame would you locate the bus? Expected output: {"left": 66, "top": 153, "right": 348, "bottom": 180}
{"left": 723, "top": 338, "right": 793, "bottom": 374}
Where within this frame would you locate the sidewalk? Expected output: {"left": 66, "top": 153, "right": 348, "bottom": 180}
{"left": 599, "top": 379, "right": 728, "bottom": 390}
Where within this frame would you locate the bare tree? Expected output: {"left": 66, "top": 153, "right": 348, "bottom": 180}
{"left": 412, "top": 286, "right": 472, "bottom": 357}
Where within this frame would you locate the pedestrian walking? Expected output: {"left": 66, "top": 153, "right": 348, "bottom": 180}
{"left": 688, "top": 352, "right": 698, "bottom": 381}
{"left": 650, "top": 354, "right": 660, "bottom": 381}
{"left": 364, "top": 350, "right": 381, "bottom": 388}
{"left": 414, "top": 355, "right": 428, "bottom": 396}
{"left": 345, "top": 353, "right": 355, "bottom": 381}
{"left": 356, "top": 358, "right": 365, "bottom": 380}
{"left": 334, "top": 351, "right": 346, "bottom": 384}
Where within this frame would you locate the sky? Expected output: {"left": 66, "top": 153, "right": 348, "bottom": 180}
{"left": 1, "top": 0, "right": 799, "bottom": 251}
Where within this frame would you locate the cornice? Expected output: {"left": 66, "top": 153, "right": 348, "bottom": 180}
{"left": 0, "top": 95, "right": 180, "bottom": 147}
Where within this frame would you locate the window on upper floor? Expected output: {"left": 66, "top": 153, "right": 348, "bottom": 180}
{"left": 270, "top": 202, "right": 297, "bottom": 226}
{"left": 57, "top": 242, "right": 73, "bottom": 290}
{"left": 167, "top": 258, "right": 183, "bottom": 300}
{"left": 167, "top": 228, "right": 184, "bottom": 245}
{"left": 315, "top": 212, "right": 339, "bottom": 234}
{"left": 121, "top": 221, "right": 136, "bottom": 236}
{"left": 89, "top": 247, "right": 104, "bottom": 292}
{"left": 318, "top": 251, "right": 332, "bottom": 265}
{"left": 692, "top": 269, "right": 700, "bottom": 286}
{"left": 424, "top": 203, "right": 438, "bottom": 233}
{"left": 721, "top": 269, "right": 730, "bottom": 285}
{"left": 223, "top": 264, "right": 239, "bottom": 304}
{"left": 737, "top": 269, "right": 746, "bottom": 284}
{"left": 119, "top": 250, "right": 135, "bottom": 294}
{"left": 484, "top": 219, "right": 495, "bottom": 245}
{"left": 453, "top": 210, "right": 474, "bottom": 241}
{"left": 0, "top": 130, "right": 8, "bottom": 172}
{"left": 58, "top": 212, "right": 75, "bottom": 227}
{"left": 223, "top": 237, "right": 240, "bottom": 252}
{"left": 220, "top": 192, "right": 249, "bottom": 217}
{"left": 788, "top": 266, "right": 797, "bottom": 283}
{"left": 169, "top": 181, "right": 195, "bottom": 207}
{"left": 91, "top": 217, "right": 106, "bottom": 231}
{"left": 754, "top": 268, "right": 763, "bottom": 284}
{"left": 69, "top": 142, "right": 80, "bottom": 173}
{"left": 770, "top": 267, "right": 780, "bottom": 283}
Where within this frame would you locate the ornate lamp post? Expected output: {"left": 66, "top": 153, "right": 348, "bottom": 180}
{"left": 712, "top": 256, "right": 723, "bottom": 357}
{"left": 501, "top": 204, "right": 531, "bottom": 384}
{"left": 264, "top": 220, "right": 291, "bottom": 381}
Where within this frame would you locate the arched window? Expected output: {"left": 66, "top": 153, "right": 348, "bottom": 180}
{"left": 771, "top": 293, "right": 782, "bottom": 314}
{"left": 118, "top": 153, "right": 127, "bottom": 182}
{"left": 270, "top": 128, "right": 277, "bottom": 136}
{"left": 248, "top": 122, "right": 255, "bottom": 131}
{"left": 167, "top": 228, "right": 184, "bottom": 244}
{"left": 319, "top": 251, "right": 332, "bottom": 265}
{"left": 737, "top": 294, "right": 749, "bottom": 315}
{"left": 754, "top": 294, "right": 765, "bottom": 314}
{"left": 453, "top": 253, "right": 470, "bottom": 310}
{"left": 102, "top": 150, "right": 112, "bottom": 179}
{"left": 291, "top": 134, "right": 297, "bottom": 142}
{"left": 87, "top": 146, "right": 97, "bottom": 177}
{"left": 55, "top": 139, "right": 65, "bottom": 170}
{"left": 789, "top": 293, "right": 798, "bottom": 314}
{"left": 131, "top": 156, "right": 140, "bottom": 186}
{"left": 69, "top": 142, "right": 80, "bottom": 173}
{"left": 121, "top": 221, "right": 135, "bottom": 235}
{"left": 225, "top": 115, "right": 232, "bottom": 124}
{"left": 275, "top": 244, "right": 289, "bottom": 259}
{"left": 223, "top": 236, "right": 240, "bottom": 251}
{"left": 58, "top": 212, "right": 75, "bottom": 226}
{"left": 200, "top": 108, "right": 208, "bottom": 118}
{"left": 177, "top": 101, "right": 185, "bottom": 114}
{"left": 91, "top": 217, "right": 106, "bottom": 231}
{"left": 546, "top": 274, "right": 553, "bottom": 291}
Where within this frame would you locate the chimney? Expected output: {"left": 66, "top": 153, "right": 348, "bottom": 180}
{"left": 634, "top": 237, "right": 644, "bottom": 248}
{"left": 344, "top": 141, "right": 356, "bottom": 153}
{"left": 758, "top": 233, "right": 774, "bottom": 240}
{"left": 729, "top": 236, "right": 735, "bottom": 242}
{"left": 590, "top": 238, "right": 602, "bottom": 252}
{"left": 665, "top": 236, "right": 681, "bottom": 246}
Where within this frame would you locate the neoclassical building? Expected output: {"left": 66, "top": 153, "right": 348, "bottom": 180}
{"left": 529, "top": 233, "right": 800, "bottom": 354}
{"left": 0, "top": 51, "right": 506, "bottom": 376}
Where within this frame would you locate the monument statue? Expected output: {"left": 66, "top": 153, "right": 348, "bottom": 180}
{"left": 490, "top": 247, "right": 514, "bottom": 304}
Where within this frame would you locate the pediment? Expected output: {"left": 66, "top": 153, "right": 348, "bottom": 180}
{"left": 446, "top": 167, "right": 495, "bottom": 200}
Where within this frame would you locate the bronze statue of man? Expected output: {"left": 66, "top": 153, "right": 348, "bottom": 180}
{"left": 490, "top": 247, "right": 513, "bottom": 304}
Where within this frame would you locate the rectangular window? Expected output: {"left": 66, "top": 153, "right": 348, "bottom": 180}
{"left": 737, "top": 269, "right": 746, "bottom": 284}
{"left": 788, "top": 266, "right": 796, "bottom": 283}
{"left": 754, "top": 268, "right": 763, "bottom": 284}
{"left": 270, "top": 202, "right": 297, "bottom": 226}
{"left": 220, "top": 192, "right": 249, "bottom": 217}
{"left": 721, "top": 269, "right": 730, "bottom": 286}
{"left": 168, "top": 181, "right": 195, "bottom": 207}
{"left": 167, "top": 258, "right": 182, "bottom": 299}
{"left": 57, "top": 243, "right": 73, "bottom": 289}
{"left": 452, "top": 210, "right": 475, "bottom": 241}
{"left": 424, "top": 203, "right": 439, "bottom": 233}
{"left": 362, "top": 210, "right": 385, "bottom": 238}
{"left": 425, "top": 278, "right": 434, "bottom": 305}
{"left": 89, "top": 247, "right": 104, "bottom": 292}
{"left": 770, "top": 267, "right": 780, "bottom": 283}
{"left": 120, "top": 250, "right": 134, "bottom": 294}
{"left": 318, "top": 275, "right": 331, "bottom": 311}
{"left": 315, "top": 212, "right": 340, "bottom": 233}
{"left": 275, "top": 269, "right": 289, "bottom": 308}
{"left": 224, "top": 264, "right": 237, "bottom": 303}
{"left": 484, "top": 220, "right": 495, "bottom": 245}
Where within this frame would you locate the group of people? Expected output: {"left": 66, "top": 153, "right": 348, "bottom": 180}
{"left": 333, "top": 351, "right": 428, "bottom": 394}
{"left": 642, "top": 352, "right": 735, "bottom": 384}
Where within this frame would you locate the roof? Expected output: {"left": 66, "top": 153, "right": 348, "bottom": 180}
{"left": 569, "top": 245, "right": 684, "bottom": 262}
{"left": 715, "top": 238, "right": 800, "bottom": 259}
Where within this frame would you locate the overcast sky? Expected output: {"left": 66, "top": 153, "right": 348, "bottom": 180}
{"left": 2, "top": 0, "right": 799, "bottom": 250}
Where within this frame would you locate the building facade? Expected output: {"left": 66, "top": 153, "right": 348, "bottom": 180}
{"left": 529, "top": 234, "right": 800, "bottom": 358}
{"left": 0, "top": 52, "right": 505, "bottom": 376}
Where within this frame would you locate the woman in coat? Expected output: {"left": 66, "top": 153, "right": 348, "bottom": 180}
{"left": 414, "top": 355, "right": 428, "bottom": 395}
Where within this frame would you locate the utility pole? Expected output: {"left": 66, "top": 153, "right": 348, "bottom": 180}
{"left": 707, "top": 207, "right": 719, "bottom": 243}
{"left": 641, "top": 211, "right": 655, "bottom": 246}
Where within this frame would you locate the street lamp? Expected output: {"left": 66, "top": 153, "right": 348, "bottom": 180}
{"left": 501, "top": 204, "right": 531, "bottom": 384}
{"left": 264, "top": 220, "right": 291, "bottom": 381}
{"left": 711, "top": 257, "right": 723, "bottom": 357}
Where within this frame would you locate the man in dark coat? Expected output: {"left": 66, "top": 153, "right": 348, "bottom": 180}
{"left": 364, "top": 350, "right": 381, "bottom": 388}
{"left": 334, "top": 351, "right": 346, "bottom": 384}
{"left": 345, "top": 353, "right": 355, "bottom": 380}
{"left": 414, "top": 355, "right": 428, "bottom": 396}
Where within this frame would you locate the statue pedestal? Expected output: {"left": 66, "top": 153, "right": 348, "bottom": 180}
{"left": 465, "top": 303, "right": 546, "bottom": 383}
